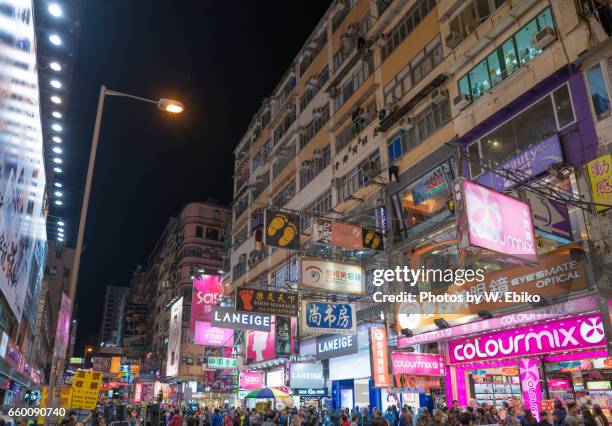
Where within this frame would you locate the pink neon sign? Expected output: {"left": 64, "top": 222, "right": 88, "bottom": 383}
{"left": 519, "top": 358, "right": 542, "bottom": 421}
{"left": 461, "top": 180, "right": 537, "bottom": 263}
{"left": 448, "top": 314, "right": 606, "bottom": 363}
{"left": 548, "top": 378, "right": 570, "bottom": 390}
{"left": 391, "top": 353, "right": 445, "bottom": 376}
{"left": 190, "top": 275, "right": 222, "bottom": 337}
{"left": 239, "top": 371, "right": 265, "bottom": 391}
{"left": 194, "top": 321, "right": 234, "bottom": 347}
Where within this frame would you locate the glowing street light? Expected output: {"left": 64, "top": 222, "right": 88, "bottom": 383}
{"left": 52, "top": 136, "right": 62, "bottom": 143}
{"left": 50, "top": 62, "right": 62, "bottom": 71}
{"left": 158, "top": 98, "right": 184, "bottom": 113}
{"left": 52, "top": 123, "right": 62, "bottom": 131}
{"left": 52, "top": 111, "right": 62, "bottom": 118}
{"left": 50, "top": 80, "right": 62, "bottom": 89}
{"left": 53, "top": 167, "right": 62, "bottom": 173}
{"left": 51, "top": 96, "right": 61, "bottom": 104}
{"left": 48, "top": 3, "right": 62, "bottom": 17}
{"left": 49, "top": 34, "right": 62, "bottom": 46}
{"left": 53, "top": 147, "right": 62, "bottom": 154}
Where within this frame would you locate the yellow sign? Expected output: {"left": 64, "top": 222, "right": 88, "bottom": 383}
{"left": 586, "top": 153, "right": 612, "bottom": 212}
{"left": 71, "top": 370, "right": 103, "bottom": 410}
{"left": 37, "top": 386, "right": 48, "bottom": 424}
{"left": 59, "top": 387, "right": 73, "bottom": 408}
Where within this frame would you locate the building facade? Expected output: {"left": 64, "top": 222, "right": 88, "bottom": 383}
{"left": 99, "top": 286, "right": 129, "bottom": 348}
{"left": 228, "top": 0, "right": 611, "bottom": 412}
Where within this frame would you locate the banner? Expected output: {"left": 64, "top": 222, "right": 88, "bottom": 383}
{"left": 239, "top": 371, "right": 265, "bottom": 391}
{"left": 289, "top": 363, "right": 324, "bottom": 389}
{"left": 264, "top": 209, "right": 300, "bottom": 250}
{"left": 300, "top": 301, "right": 356, "bottom": 335}
{"left": 71, "top": 371, "right": 103, "bottom": 410}
{"left": 190, "top": 275, "right": 222, "bottom": 336}
{"left": 448, "top": 314, "right": 606, "bottom": 363}
{"left": 520, "top": 358, "right": 542, "bottom": 421}
{"left": 301, "top": 257, "right": 365, "bottom": 294}
{"left": 194, "top": 321, "right": 234, "bottom": 347}
{"left": 53, "top": 293, "right": 72, "bottom": 359}
{"left": 166, "top": 297, "right": 183, "bottom": 377}
{"left": 236, "top": 288, "right": 299, "bottom": 316}
{"left": 455, "top": 179, "right": 537, "bottom": 264}
{"left": 276, "top": 316, "right": 291, "bottom": 356}
{"left": 211, "top": 307, "right": 272, "bottom": 331}
{"left": 370, "top": 326, "right": 391, "bottom": 388}
{"left": 315, "top": 334, "right": 358, "bottom": 360}
{"left": 391, "top": 353, "right": 444, "bottom": 376}
{"left": 586, "top": 153, "right": 612, "bottom": 212}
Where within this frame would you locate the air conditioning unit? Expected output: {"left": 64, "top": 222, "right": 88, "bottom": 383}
{"left": 313, "top": 107, "right": 323, "bottom": 118}
{"left": 329, "top": 86, "right": 340, "bottom": 97}
{"left": 445, "top": 31, "right": 462, "bottom": 49}
{"left": 533, "top": 27, "right": 556, "bottom": 50}
{"left": 309, "top": 40, "right": 318, "bottom": 50}
{"left": 347, "top": 22, "right": 359, "bottom": 35}
{"left": 298, "top": 126, "right": 307, "bottom": 136}
{"left": 453, "top": 94, "right": 471, "bottom": 111}
{"left": 362, "top": 161, "right": 379, "bottom": 179}
{"left": 335, "top": 1, "right": 346, "bottom": 12}
{"left": 431, "top": 88, "right": 449, "bottom": 105}
{"left": 341, "top": 33, "right": 354, "bottom": 49}
{"left": 307, "top": 76, "right": 320, "bottom": 88}
{"left": 399, "top": 116, "right": 414, "bottom": 131}
{"left": 331, "top": 177, "right": 342, "bottom": 187}
{"left": 302, "top": 160, "right": 312, "bottom": 168}
{"left": 375, "top": 33, "right": 388, "bottom": 48}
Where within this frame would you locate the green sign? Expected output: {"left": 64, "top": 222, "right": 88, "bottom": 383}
{"left": 69, "top": 357, "right": 84, "bottom": 365}
{"left": 207, "top": 357, "right": 238, "bottom": 369}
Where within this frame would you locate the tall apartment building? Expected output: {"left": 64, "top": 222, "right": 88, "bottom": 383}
{"left": 140, "top": 201, "right": 230, "bottom": 379}
{"left": 99, "top": 286, "right": 129, "bottom": 348}
{"left": 229, "top": 0, "right": 611, "bottom": 372}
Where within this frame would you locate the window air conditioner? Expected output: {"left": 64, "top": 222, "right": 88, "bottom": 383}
{"left": 375, "top": 33, "right": 388, "bottom": 48}
{"left": 398, "top": 116, "right": 413, "bottom": 131}
{"left": 431, "top": 88, "right": 449, "bottom": 105}
{"left": 313, "top": 107, "right": 323, "bottom": 118}
{"left": 341, "top": 33, "right": 353, "bottom": 49}
{"left": 533, "top": 27, "right": 556, "bottom": 50}
{"left": 453, "top": 94, "right": 471, "bottom": 111}
{"left": 331, "top": 177, "right": 342, "bottom": 187}
{"left": 297, "top": 126, "right": 307, "bottom": 136}
{"left": 307, "top": 76, "right": 320, "bottom": 88}
{"left": 445, "top": 31, "right": 462, "bottom": 49}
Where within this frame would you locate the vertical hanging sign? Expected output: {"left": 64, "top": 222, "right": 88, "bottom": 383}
{"left": 370, "top": 326, "right": 391, "bottom": 388}
{"left": 519, "top": 358, "right": 542, "bottom": 421}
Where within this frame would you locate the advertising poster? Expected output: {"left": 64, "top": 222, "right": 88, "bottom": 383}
{"left": 239, "top": 371, "right": 265, "bottom": 390}
{"left": 300, "top": 301, "right": 356, "bottom": 335}
{"left": 586, "top": 153, "right": 612, "bottom": 212}
{"left": 276, "top": 316, "right": 291, "bottom": 356}
{"left": 166, "top": 297, "right": 183, "bottom": 377}
{"left": 190, "top": 275, "right": 222, "bottom": 336}
{"left": 53, "top": 293, "right": 72, "bottom": 359}
{"left": 246, "top": 320, "right": 276, "bottom": 362}
{"left": 289, "top": 363, "right": 324, "bottom": 388}
{"left": 235, "top": 288, "right": 299, "bottom": 316}
{"left": 456, "top": 179, "right": 537, "bottom": 264}
{"left": 519, "top": 358, "right": 542, "bottom": 421}
{"left": 264, "top": 209, "right": 300, "bottom": 250}
{"left": 194, "top": 321, "right": 234, "bottom": 347}
{"left": 301, "top": 258, "right": 365, "bottom": 294}
{"left": 370, "top": 326, "right": 391, "bottom": 388}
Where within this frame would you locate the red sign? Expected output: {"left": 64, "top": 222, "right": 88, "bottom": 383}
{"left": 370, "top": 326, "right": 391, "bottom": 388}
{"left": 331, "top": 222, "right": 363, "bottom": 250}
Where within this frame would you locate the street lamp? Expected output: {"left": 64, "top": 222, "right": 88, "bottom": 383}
{"left": 46, "top": 85, "right": 184, "bottom": 407}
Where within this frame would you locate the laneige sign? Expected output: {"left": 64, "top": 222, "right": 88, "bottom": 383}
{"left": 290, "top": 363, "right": 325, "bottom": 389}
{"left": 315, "top": 334, "right": 358, "bottom": 360}
{"left": 211, "top": 307, "right": 271, "bottom": 332}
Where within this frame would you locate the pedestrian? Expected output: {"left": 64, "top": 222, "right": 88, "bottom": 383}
{"left": 593, "top": 405, "right": 609, "bottom": 426}
{"left": 539, "top": 411, "right": 553, "bottom": 426}
{"left": 506, "top": 407, "right": 521, "bottom": 426}
{"left": 489, "top": 407, "right": 501, "bottom": 424}
{"left": 563, "top": 402, "right": 582, "bottom": 426}
{"left": 582, "top": 409, "right": 596, "bottom": 426}
{"left": 340, "top": 414, "right": 350, "bottom": 426}
{"left": 212, "top": 409, "right": 223, "bottom": 426}
{"left": 522, "top": 409, "right": 538, "bottom": 426}
{"left": 554, "top": 402, "right": 567, "bottom": 426}
{"left": 372, "top": 411, "right": 388, "bottom": 426}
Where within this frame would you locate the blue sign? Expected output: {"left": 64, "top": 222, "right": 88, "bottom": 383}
{"left": 300, "top": 301, "right": 357, "bottom": 335}
{"left": 477, "top": 135, "right": 563, "bottom": 191}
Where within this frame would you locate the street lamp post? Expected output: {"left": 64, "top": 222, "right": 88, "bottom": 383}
{"left": 46, "top": 85, "right": 183, "bottom": 407}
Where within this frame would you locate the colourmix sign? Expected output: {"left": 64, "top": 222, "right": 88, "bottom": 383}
{"left": 391, "top": 353, "right": 445, "bottom": 376}
{"left": 448, "top": 314, "right": 606, "bottom": 363}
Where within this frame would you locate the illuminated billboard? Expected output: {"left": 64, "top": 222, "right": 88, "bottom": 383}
{"left": 166, "top": 297, "right": 183, "bottom": 377}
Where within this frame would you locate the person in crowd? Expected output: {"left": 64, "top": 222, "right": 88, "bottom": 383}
{"left": 563, "top": 402, "right": 582, "bottom": 426}
{"left": 582, "top": 409, "right": 597, "bottom": 426}
{"left": 539, "top": 411, "right": 553, "bottom": 426}
{"left": 339, "top": 414, "right": 350, "bottom": 426}
{"left": 553, "top": 401, "right": 567, "bottom": 426}
{"left": 386, "top": 407, "right": 398, "bottom": 426}
{"left": 458, "top": 413, "right": 472, "bottom": 426}
{"left": 307, "top": 407, "right": 319, "bottom": 426}
{"left": 431, "top": 410, "right": 444, "bottom": 426}
{"left": 506, "top": 407, "right": 521, "bottom": 426}
{"left": 450, "top": 402, "right": 461, "bottom": 418}
{"left": 372, "top": 410, "right": 389, "bottom": 426}
{"left": 170, "top": 408, "right": 183, "bottom": 426}
{"left": 593, "top": 405, "right": 609, "bottom": 426}
{"left": 211, "top": 408, "right": 223, "bottom": 426}
{"left": 400, "top": 407, "right": 413, "bottom": 426}
{"left": 489, "top": 406, "right": 501, "bottom": 424}
{"left": 522, "top": 408, "right": 538, "bottom": 426}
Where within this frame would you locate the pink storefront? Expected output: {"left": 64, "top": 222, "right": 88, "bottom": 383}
{"left": 442, "top": 308, "right": 610, "bottom": 421}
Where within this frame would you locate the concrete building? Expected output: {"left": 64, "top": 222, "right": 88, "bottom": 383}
{"left": 99, "top": 286, "right": 129, "bottom": 348}
{"left": 140, "top": 201, "right": 230, "bottom": 382}
{"left": 228, "top": 0, "right": 612, "bottom": 403}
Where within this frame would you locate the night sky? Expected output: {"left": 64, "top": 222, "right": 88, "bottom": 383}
{"left": 65, "top": 1, "right": 331, "bottom": 353}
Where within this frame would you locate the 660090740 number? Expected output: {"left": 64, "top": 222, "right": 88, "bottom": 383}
{"left": 7, "top": 407, "right": 66, "bottom": 417}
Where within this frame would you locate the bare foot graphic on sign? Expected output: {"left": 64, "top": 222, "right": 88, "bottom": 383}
{"left": 239, "top": 289, "right": 254, "bottom": 310}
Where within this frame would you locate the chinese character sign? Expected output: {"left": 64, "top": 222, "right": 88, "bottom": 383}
{"left": 71, "top": 371, "right": 103, "bottom": 410}
{"left": 190, "top": 275, "right": 222, "bottom": 337}
{"left": 587, "top": 154, "right": 612, "bottom": 212}
{"left": 301, "top": 258, "right": 365, "bottom": 294}
{"left": 301, "top": 301, "right": 357, "bottom": 335}
{"left": 370, "top": 326, "right": 391, "bottom": 388}
{"left": 235, "top": 289, "right": 299, "bottom": 316}
{"left": 206, "top": 357, "right": 238, "bottom": 369}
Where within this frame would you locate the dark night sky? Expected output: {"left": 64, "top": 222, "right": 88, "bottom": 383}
{"left": 65, "top": 1, "right": 331, "bottom": 352}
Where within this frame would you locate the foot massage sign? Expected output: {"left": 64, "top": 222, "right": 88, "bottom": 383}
{"left": 264, "top": 209, "right": 300, "bottom": 250}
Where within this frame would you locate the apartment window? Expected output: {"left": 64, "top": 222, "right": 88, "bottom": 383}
{"left": 272, "top": 179, "right": 296, "bottom": 208}
{"left": 467, "top": 84, "right": 575, "bottom": 177}
{"left": 276, "top": 76, "right": 297, "bottom": 107}
{"left": 63, "top": 268, "right": 70, "bottom": 278}
{"left": 272, "top": 142, "right": 297, "bottom": 179}
{"left": 213, "top": 209, "right": 220, "bottom": 219}
{"left": 55, "top": 250, "right": 62, "bottom": 259}
{"left": 206, "top": 227, "right": 220, "bottom": 241}
{"left": 198, "top": 207, "right": 206, "bottom": 217}
{"left": 338, "top": 150, "right": 380, "bottom": 202}
{"left": 184, "top": 246, "right": 202, "bottom": 258}
{"left": 261, "top": 109, "right": 271, "bottom": 130}
{"left": 388, "top": 136, "right": 403, "bottom": 163}
{"left": 300, "top": 105, "right": 330, "bottom": 150}
{"left": 335, "top": 102, "right": 377, "bottom": 153}
{"left": 416, "top": 100, "right": 451, "bottom": 142}
{"left": 273, "top": 112, "right": 297, "bottom": 144}
{"left": 381, "top": 0, "right": 436, "bottom": 60}
{"left": 300, "top": 145, "right": 332, "bottom": 189}
{"left": 586, "top": 62, "right": 611, "bottom": 121}
{"left": 46, "top": 266, "right": 57, "bottom": 276}
{"left": 253, "top": 139, "right": 272, "bottom": 170}
{"left": 333, "top": 54, "right": 374, "bottom": 111}
{"left": 182, "top": 286, "right": 192, "bottom": 300}
{"left": 195, "top": 226, "right": 203, "bottom": 238}
{"left": 458, "top": 7, "right": 556, "bottom": 101}
{"left": 233, "top": 226, "right": 249, "bottom": 247}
